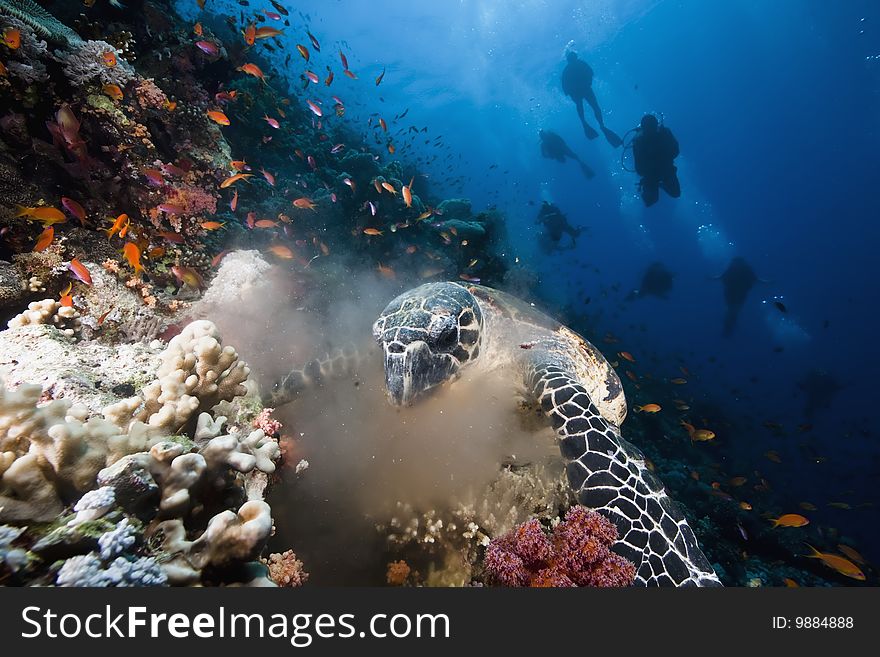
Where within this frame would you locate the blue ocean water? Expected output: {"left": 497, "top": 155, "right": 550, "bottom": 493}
{"left": 178, "top": 0, "right": 879, "bottom": 575}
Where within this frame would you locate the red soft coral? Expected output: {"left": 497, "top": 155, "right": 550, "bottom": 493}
{"left": 482, "top": 506, "right": 635, "bottom": 588}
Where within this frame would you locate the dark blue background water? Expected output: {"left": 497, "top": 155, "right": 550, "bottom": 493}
{"left": 181, "top": 0, "right": 880, "bottom": 566}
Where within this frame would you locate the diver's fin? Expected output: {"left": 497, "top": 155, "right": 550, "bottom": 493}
{"left": 602, "top": 126, "right": 623, "bottom": 148}
{"left": 579, "top": 162, "right": 595, "bottom": 179}
{"left": 583, "top": 122, "right": 599, "bottom": 140}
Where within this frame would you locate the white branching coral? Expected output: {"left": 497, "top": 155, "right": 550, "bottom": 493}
{"left": 98, "top": 518, "right": 136, "bottom": 560}
{"left": 0, "top": 312, "right": 283, "bottom": 586}
{"left": 8, "top": 299, "right": 81, "bottom": 337}
{"left": 0, "top": 383, "right": 119, "bottom": 521}
{"left": 56, "top": 553, "right": 166, "bottom": 587}
{"left": 104, "top": 320, "right": 250, "bottom": 434}
{"left": 154, "top": 501, "right": 273, "bottom": 583}
{"left": 70, "top": 485, "right": 115, "bottom": 525}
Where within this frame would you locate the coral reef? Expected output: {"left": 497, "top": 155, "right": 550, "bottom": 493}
{"left": 0, "top": 318, "right": 288, "bottom": 587}
{"left": 263, "top": 549, "right": 308, "bottom": 587}
{"left": 103, "top": 319, "right": 249, "bottom": 434}
{"left": 0, "top": 0, "right": 82, "bottom": 46}
{"left": 482, "top": 506, "right": 637, "bottom": 587}
{"left": 59, "top": 40, "right": 136, "bottom": 87}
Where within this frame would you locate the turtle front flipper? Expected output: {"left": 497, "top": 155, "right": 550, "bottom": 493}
{"left": 266, "top": 344, "right": 377, "bottom": 407}
{"left": 526, "top": 362, "right": 721, "bottom": 587}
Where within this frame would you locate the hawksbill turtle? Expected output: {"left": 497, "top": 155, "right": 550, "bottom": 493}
{"left": 270, "top": 281, "right": 721, "bottom": 587}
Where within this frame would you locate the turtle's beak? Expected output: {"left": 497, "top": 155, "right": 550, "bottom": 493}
{"left": 383, "top": 341, "right": 456, "bottom": 406}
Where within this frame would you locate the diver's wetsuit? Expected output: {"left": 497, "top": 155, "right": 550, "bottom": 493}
{"left": 540, "top": 130, "right": 595, "bottom": 179}
{"left": 561, "top": 53, "right": 622, "bottom": 147}
{"left": 536, "top": 202, "right": 581, "bottom": 249}
{"left": 633, "top": 125, "right": 681, "bottom": 206}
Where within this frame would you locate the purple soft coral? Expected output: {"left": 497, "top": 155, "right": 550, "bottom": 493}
{"left": 482, "top": 506, "right": 636, "bottom": 588}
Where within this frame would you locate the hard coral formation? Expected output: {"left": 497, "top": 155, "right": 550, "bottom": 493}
{"left": 0, "top": 318, "right": 290, "bottom": 586}
{"left": 482, "top": 506, "right": 636, "bottom": 587}
{"left": 104, "top": 320, "right": 249, "bottom": 434}
{"left": 7, "top": 298, "right": 81, "bottom": 337}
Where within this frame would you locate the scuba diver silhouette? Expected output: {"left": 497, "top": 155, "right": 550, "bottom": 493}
{"left": 535, "top": 201, "right": 583, "bottom": 252}
{"left": 561, "top": 50, "right": 623, "bottom": 147}
{"left": 540, "top": 129, "right": 594, "bottom": 180}
{"left": 631, "top": 114, "right": 681, "bottom": 207}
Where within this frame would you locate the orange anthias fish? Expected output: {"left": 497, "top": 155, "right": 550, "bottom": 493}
{"left": 769, "top": 514, "right": 809, "bottom": 528}
{"left": 237, "top": 63, "right": 266, "bottom": 82}
{"left": 193, "top": 22, "right": 203, "bottom": 36}
{"left": 729, "top": 476, "right": 748, "bottom": 487}
{"left": 58, "top": 282, "right": 73, "bottom": 308}
{"left": 122, "top": 242, "right": 144, "bottom": 275}
{"left": 105, "top": 213, "right": 129, "bottom": 239}
{"left": 200, "top": 221, "right": 225, "bottom": 230}
{"left": 171, "top": 265, "right": 204, "bottom": 290}
{"left": 619, "top": 351, "right": 636, "bottom": 362}
{"left": 765, "top": 450, "right": 782, "bottom": 463}
{"left": 836, "top": 545, "right": 866, "bottom": 565}
{"left": 207, "top": 110, "right": 230, "bottom": 126}
{"left": 158, "top": 230, "right": 184, "bottom": 244}
{"left": 375, "top": 67, "right": 386, "bottom": 86}
{"left": 243, "top": 23, "right": 256, "bottom": 46}
{"left": 101, "top": 50, "right": 117, "bottom": 67}
{"left": 3, "top": 27, "right": 21, "bottom": 50}
{"left": 381, "top": 182, "right": 397, "bottom": 195}
{"left": 68, "top": 258, "right": 92, "bottom": 286}
{"left": 804, "top": 544, "right": 866, "bottom": 581}
{"left": 363, "top": 228, "right": 383, "bottom": 236}
{"left": 634, "top": 404, "right": 661, "bottom": 413}
{"left": 230, "top": 189, "right": 238, "bottom": 212}
{"left": 102, "top": 83, "right": 123, "bottom": 100}
{"left": 260, "top": 168, "right": 276, "bottom": 186}
{"left": 344, "top": 68, "right": 357, "bottom": 79}
{"left": 670, "top": 377, "right": 688, "bottom": 385}
{"left": 292, "top": 197, "right": 316, "bottom": 210}
{"left": 254, "top": 219, "right": 278, "bottom": 228}
{"left": 220, "top": 173, "right": 253, "bottom": 188}
{"left": 799, "top": 502, "right": 818, "bottom": 511}
{"left": 680, "top": 420, "right": 715, "bottom": 442}
{"left": 402, "top": 177, "right": 414, "bottom": 208}
{"left": 296, "top": 44, "right": 310, "bottom": 62}
{"left": 33, "top": 226, "right": 54, "bottom": 252}
{"left": 255, "top": 27, "right": 283, "bottom": 39}
{"left": 230, "top": 159, "right": 248, "bottom": 171}
{"left": 61, "top": 197, "right": 86, "bottom": 224}
{"left": 211, "top": 250, "right": 229, "bottom": 267}
{"left": 267, "top": 245, "right": 293, "bottom": 259}
{"left": 15, "top": 206, "right": 67, "bottom": 226}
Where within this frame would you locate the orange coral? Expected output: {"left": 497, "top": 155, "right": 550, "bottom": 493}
{"left": 386, "top": 560, "right": 411, "bottom": 586}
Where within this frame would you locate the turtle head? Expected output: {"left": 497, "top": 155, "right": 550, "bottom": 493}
{"left": 373, "top": 282, "right": 483, "bottom": 405}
